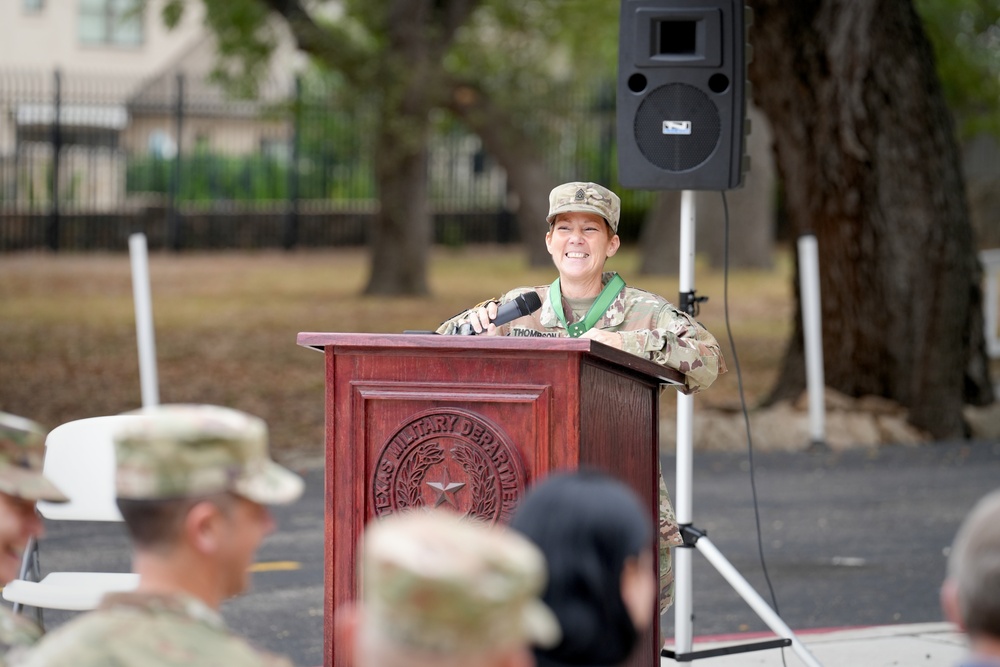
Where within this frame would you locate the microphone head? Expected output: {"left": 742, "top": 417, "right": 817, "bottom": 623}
{"left": 517, "top": 291, "right": 543, "bottom": 316}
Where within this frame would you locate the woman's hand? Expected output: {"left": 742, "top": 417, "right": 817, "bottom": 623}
{"left": 462, "top": 301, "right": 500, "bottom": 335}
{"left": 580, "top": 328, "right": 623, "bottom": 349}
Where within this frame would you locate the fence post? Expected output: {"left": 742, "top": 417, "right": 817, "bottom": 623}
{"left": 168, "top": 73, "right": 185, "bottom": 251}
{"left": 284, "top": 75, "right": 302, "bottom": 250}
{"left": 46, "top": 68, "right": 62, "bottom": 252}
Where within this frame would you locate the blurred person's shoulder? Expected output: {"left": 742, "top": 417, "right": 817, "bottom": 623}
{"left": 0, "top": 606, "right": 42, "bottom": 664}
{"left": 13, "top": 593, "right": 291, "bottom": 667}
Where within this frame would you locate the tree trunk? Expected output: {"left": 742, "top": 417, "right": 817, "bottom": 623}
{"left": 699, "top": 103, "right": 776, "bottom": 270}
{"left": 365, "top": 114, "right": 432, "bottom": 295}
{"left": 963, "top": 134, "right": 1000, "bottom": 249}
{"left": 638, "top": 190, "right": 681, "bottom": 276}
{"left": 513, "top": 179, "right": 556, "bottom": 267}
{"left": 750, "top": 0, "right": 993, "bottom": 437}
{"left": 362, "top": 5, "right": 442, "bottom": 296}
{"left": 447, "top": 85, "right": 558, "bottom": 267}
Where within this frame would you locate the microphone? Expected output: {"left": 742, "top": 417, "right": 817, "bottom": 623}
{"left": 457, "top": 292, "right": 542, "bottom": 335}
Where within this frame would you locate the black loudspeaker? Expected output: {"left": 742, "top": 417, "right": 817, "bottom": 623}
{"left": 617, "top": 0, "right": 750, "bottom": 190}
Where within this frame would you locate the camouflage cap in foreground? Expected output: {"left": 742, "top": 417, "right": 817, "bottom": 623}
{"left": 114, "top": 404, "right": 304, "bottom": 505}
{"left": 362, "top": 510, "right": 561, "bottom": 654}
{"left": 546, "top": 181, "right": 622, "bottom": 233}
{"left": 0, "top": 411, "right": 68, "bottom": 502}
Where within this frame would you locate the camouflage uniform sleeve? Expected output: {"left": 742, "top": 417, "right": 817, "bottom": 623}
{"left": 618, "top": 304, "right": 726, "bottom": 394}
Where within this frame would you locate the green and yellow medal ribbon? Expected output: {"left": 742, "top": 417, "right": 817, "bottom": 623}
{"left": 549, "top": 273, "right": 626, "bottom": 338}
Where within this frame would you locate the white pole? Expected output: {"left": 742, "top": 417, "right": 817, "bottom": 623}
{"left": 674, "top": 190, "right": 697, "bottom": 654}
{"left": 129, "top": 233, "right": 159, "bottom": 408}
{"left": 798, "top": 234, "right": 825, "bottom": 449}
{"left": 666, "top": 200, "right": 823, "bottom": 666}
{"left": 982, "top": 249, "right": 1000, "bottom": 358}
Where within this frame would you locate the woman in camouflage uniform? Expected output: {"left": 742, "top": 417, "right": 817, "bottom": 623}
{"left": 437, "top": 181, "right": 727, "bottom": 613}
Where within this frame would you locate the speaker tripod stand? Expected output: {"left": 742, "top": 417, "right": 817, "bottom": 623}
{"left": 661, "top": 191, "right": 823, "bottom": 666}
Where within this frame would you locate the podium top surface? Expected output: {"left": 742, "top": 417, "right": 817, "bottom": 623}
{"left": 296, "top": 332, "right": 684, "bottom": 387}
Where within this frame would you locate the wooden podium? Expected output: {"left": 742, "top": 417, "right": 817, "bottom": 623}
{"left": 296, "top": 332, "right": 684, "bottom": 667}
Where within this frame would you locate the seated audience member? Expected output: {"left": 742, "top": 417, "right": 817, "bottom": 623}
{"left": 510, "top": 470, "right": 657, "bottom": 667}
{"left": 15, "top": 404, "right": 303, "bottom": 667}
{"left": 941, "top": 489, "right": 1000, "bottom": 666}
{"left": 336, "top": 509, "right": 561, "bottom": 667}
{"left": 0, "top": 412, "right": 68, "bottom": 663}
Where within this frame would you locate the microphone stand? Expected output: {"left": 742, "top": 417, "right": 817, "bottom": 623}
{"left": 663, "top": 190, "right": 822, "bottom": 666}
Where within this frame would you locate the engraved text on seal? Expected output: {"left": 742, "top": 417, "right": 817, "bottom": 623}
{"left": 372, "top": 409, "right": 525, "bottom": 524}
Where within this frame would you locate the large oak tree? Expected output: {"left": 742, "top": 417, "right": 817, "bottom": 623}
{"left": 747, "top": 0, "right": 994, "bottom": 437}
{"left": 170, "top": 0, "right": 618, "bottom": 292}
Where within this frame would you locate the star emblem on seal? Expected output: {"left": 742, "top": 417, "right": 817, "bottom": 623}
{"left": 426, "top": 468, "right": 466, "bottom": 508}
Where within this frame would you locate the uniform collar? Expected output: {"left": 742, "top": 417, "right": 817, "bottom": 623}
{"left": 540, "top": 272, "right": 626, "bottom": 330}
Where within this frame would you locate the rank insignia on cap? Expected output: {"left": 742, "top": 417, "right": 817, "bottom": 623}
{"left": 546, "top": 182, "right": 621, "bottom": 234}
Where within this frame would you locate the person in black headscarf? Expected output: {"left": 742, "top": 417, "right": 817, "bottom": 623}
{"left": 510, "top": 470, "right": 657, "bottom": 667}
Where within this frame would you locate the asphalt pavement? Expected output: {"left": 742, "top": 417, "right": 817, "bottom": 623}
{"left": 24, "top": 439, "right": 1000, "bottom": 667}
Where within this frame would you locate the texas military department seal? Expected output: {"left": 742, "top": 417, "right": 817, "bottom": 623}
{"left": 372, "top": 409, "right": 525, "bottom": 524}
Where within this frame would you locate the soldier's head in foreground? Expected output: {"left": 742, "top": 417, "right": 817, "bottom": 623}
{"left": 114, "top": 404, "right": 304, "bottom": 607}
{"left": 336, "top": 509, "right": 560, "bottom": 667}
{"left": 942, "top": 488, "right": 1000, "bottom": 659}
{"left": 0, "top": 412, "right": 67, "bottom": 584}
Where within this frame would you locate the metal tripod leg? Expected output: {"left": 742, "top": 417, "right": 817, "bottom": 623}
{"left": 666, "top": 190, "right": 823, "bottom": 666}
{"left": 676, "top": 526, "right": 824, "bottom": 667}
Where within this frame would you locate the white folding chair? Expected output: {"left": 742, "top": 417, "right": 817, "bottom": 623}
{"left": 3, "top": 416, "right": 141, "bottom": 620}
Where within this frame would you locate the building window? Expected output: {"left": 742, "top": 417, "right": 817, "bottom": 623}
{"left": 23, "top": 0, "right": 45, "bottom": 13}
{"left": 78, "top": 0, "right": 144, "bottom": 47}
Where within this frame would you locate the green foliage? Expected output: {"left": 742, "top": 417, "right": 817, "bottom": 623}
{"left": 125, "top": 152, "right": 376, "bottom": 203}
{"left": 915, "top": 0, "right": 1000, "bottom": 137}
{"left": 446, "top": 0, "right": 619, "bottom": 136}
{"left": 157, "top": 1, "right": 649, "bottom": 219}
{"left": 160, "top": 0, "right": 184, "bottom": 29}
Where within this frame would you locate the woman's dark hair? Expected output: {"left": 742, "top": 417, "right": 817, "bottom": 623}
{"left": 510, "top": 469, "right": 654, "bottom": 666}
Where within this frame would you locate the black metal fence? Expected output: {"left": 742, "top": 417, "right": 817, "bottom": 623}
{"left": 0, "top": 69, "right": 632, "bottom": 252}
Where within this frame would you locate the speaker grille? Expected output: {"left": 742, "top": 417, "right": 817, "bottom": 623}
{"left": 634, "top": 83, "right": 721, "bottom": 172}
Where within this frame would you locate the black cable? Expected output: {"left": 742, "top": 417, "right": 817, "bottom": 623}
{"left": 720, "top": 191, "right": 787, "bottom": 665}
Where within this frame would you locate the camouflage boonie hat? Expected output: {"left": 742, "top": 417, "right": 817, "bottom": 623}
{"left": 546, "top": 181, "right": 622, "bottom": 233}
{"left": 0, "top": 412, "right": 68, "bottom": 502}
{"left": 114, "top": 404, "right": 304, "bottom": 505}
{"left": 362, "top": 510, "right": 561, "bottom": 654}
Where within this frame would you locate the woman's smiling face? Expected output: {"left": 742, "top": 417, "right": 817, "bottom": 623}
{"left": 545, "top": 211, "right": 620, "bottom": 287}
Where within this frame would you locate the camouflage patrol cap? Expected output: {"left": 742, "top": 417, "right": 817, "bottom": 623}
{"left": 546, "top": 181, "right": 622, "bottom": 233}
{"left": 114, "top": 404, "right": 304, "bottom": 505}
{"left": 0, "top": 412, "right": 68, "bottom": 502}
{"left": 362, "top": 510, "right": 561, "bottom": 654}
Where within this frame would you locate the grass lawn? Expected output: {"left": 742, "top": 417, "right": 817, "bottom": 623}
{"left": 0, "top": 245, "right": 793, "bottom": 462}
